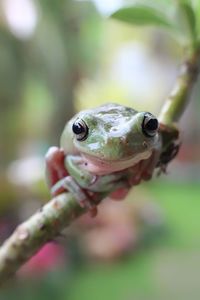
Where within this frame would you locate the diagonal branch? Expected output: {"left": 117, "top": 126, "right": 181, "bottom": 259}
{"left": 0, "top": 49, "right": 199, "bottom": 285}
{"left": 159, "top": 49, "right": 200, "bottom": 125}
{"left": 0, "top": 192, "right": 84, "bottom": 283}
{"left": 0, "top": 188, "right": 111, "bottom": 284}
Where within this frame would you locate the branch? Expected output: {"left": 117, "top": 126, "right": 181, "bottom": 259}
{"left": 0, "top": 189, "right": 111, "bottom": 284}
{"left": 159, "top": 49, "right": 200, "bottom": 125}
{"left": 0, "top": 49, "right": 200, "bottom": 285}
{"left": 0, "top": 193, "right": 91, "bottom": 283}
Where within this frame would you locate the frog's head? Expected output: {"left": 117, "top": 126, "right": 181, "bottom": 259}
{"left": 61, "top": 103, "right": 160, "bottom": 174}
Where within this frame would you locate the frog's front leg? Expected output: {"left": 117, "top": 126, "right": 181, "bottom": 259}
{"left": 45, "top": 147, "right": 69, "bottom": 196}
{"left": 66, "top": 155, "right": 128, "bottom": 192}
{"left": 52, "top": 175, "right": 98, "bottom": 217}
{"left": 126, "top": 148, "right": 161, "bottom": 188}
{"left": 65, "top": 155, "right": 128, "bottom": 215}
{"left": 45, "top": 149, "right": 97, "bottom": 216}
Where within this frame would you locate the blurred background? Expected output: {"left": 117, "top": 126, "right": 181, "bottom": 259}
{"left": 0, "top": 0, "right": 200, "bottom": 299}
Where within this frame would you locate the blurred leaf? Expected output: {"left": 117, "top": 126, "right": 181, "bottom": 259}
{"left": 110, "top": 5, "right": 174, "bottom": 29}
{"left": 111, "top": 2, "right": 199, "bottom": 49}
{"left": 191, "top": 0, "right": 200, "bottom": 41}
{"left": 174, "top": 1, "right": 197, "bottom": 46}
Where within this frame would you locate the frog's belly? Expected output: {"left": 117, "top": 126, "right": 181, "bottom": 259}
{"left": 82, "top": 150, "right": 152, "bottom": 175}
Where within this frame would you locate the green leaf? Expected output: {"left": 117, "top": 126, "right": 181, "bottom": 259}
{"left": 175, "top": 1, "right": 197, "bottom": 44}
{"left": 110, "top": 5, "right": 174, "bottom": 28}
{"left": 191, "top": 0, "right": 200, "bottom": 41}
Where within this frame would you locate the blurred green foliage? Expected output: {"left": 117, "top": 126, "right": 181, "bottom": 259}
{"left": 0, "top": 0, "right": 200, "bottom": 299}
{"left": 0, "top": 0, "right": 101, "bottom": 166}
{"left": 111, "top": 0, "right": 200, "bottom": 51}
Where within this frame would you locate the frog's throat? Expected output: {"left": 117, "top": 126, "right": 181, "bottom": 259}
{"left": 81, "top": 150, "right": 152, "bottom": 175}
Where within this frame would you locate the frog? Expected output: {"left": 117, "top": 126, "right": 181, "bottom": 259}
{"left": 45, "top": 103, "right": 162, "bottom": 217}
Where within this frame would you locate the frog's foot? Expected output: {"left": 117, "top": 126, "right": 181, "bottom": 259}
{"left": 157, "top": 140, "right": 180, "bottom": 175}
{"left": 140, "top": 149, "right": 160, "bottom": 181}
{"left": 45, "top": 147, "right": 68, "bottom": 193}
{"left": 126, "top": 149, "right": 160, "bottom": 186}
{"left": 109, "top": 188, "right": 130, "bottom": 200}
{"left": 52, "top": 176, "right": 98, "bottom": 217}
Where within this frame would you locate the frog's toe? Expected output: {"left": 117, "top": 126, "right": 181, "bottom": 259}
{"left": 61, "top": 176, "right": 98, "bottom": 217}
{"left": 109, "top": 188, "right": 130, "bottom": 200}
{"left": 88, "top": 206, "right": 98, "bottom": 218}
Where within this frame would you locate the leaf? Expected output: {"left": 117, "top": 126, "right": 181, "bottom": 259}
{"left": 110, "top": 5, "right": 174, "bottom": 29}
{"left": 191, "top": 0, "right": 200, "bottom": 40}
{"left": 110, "top": 2, "right": 199, "bottom": 48}
{"left": 175, "top": 1, "right": 197, "bottom": 43}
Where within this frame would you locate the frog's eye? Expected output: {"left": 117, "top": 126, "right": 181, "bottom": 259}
{"left": 142, "top": 113, "right": 158, "bottom": 137}
{"left": 72, "top": 119, "right": 88, "bottom": 141}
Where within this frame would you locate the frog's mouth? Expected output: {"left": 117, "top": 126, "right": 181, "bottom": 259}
{"left": 81, "top": 150, "right": 152, "bottom": 175}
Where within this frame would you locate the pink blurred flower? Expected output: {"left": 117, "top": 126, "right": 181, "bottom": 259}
{"left": 18, "top": 242, "right": 65, "bottom": 277}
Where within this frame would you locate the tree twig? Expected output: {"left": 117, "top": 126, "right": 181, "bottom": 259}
{"left": 159, "top": 49, "right": 200, "bottom": 125}
{"left": 0, "top": 193, "right": 81, "bottom": 283}
{"left": 0, "top": 50, "right": 199, "bottom": 285}
{"left": 0, "top": 189, "right": 110, "bottom": 284}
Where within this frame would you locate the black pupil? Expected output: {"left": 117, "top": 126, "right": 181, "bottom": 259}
{"left": 72, "top": 122, "right": 85, "bottom": 134}
{"left": 145, "top": 118, "right": 158, "bottom": 131}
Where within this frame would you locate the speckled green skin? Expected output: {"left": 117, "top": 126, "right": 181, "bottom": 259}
{"left": 60, "top": 103, "right": 160, "bottom": 190}
{"left": 61, "top": 103, "right": 159, "bottom": 161}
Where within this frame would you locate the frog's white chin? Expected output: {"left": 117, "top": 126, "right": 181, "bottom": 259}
{"left": 82, "top": 150, "right": 152, "bottom": 175}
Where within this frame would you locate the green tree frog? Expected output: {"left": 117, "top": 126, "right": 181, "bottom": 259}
{"left": 45, "top": 103, "right": 162, "bottom": 217}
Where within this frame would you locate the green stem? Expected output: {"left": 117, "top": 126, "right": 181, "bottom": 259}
{"left": 159, "top": 49, "right": 200, "bottom": 125}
